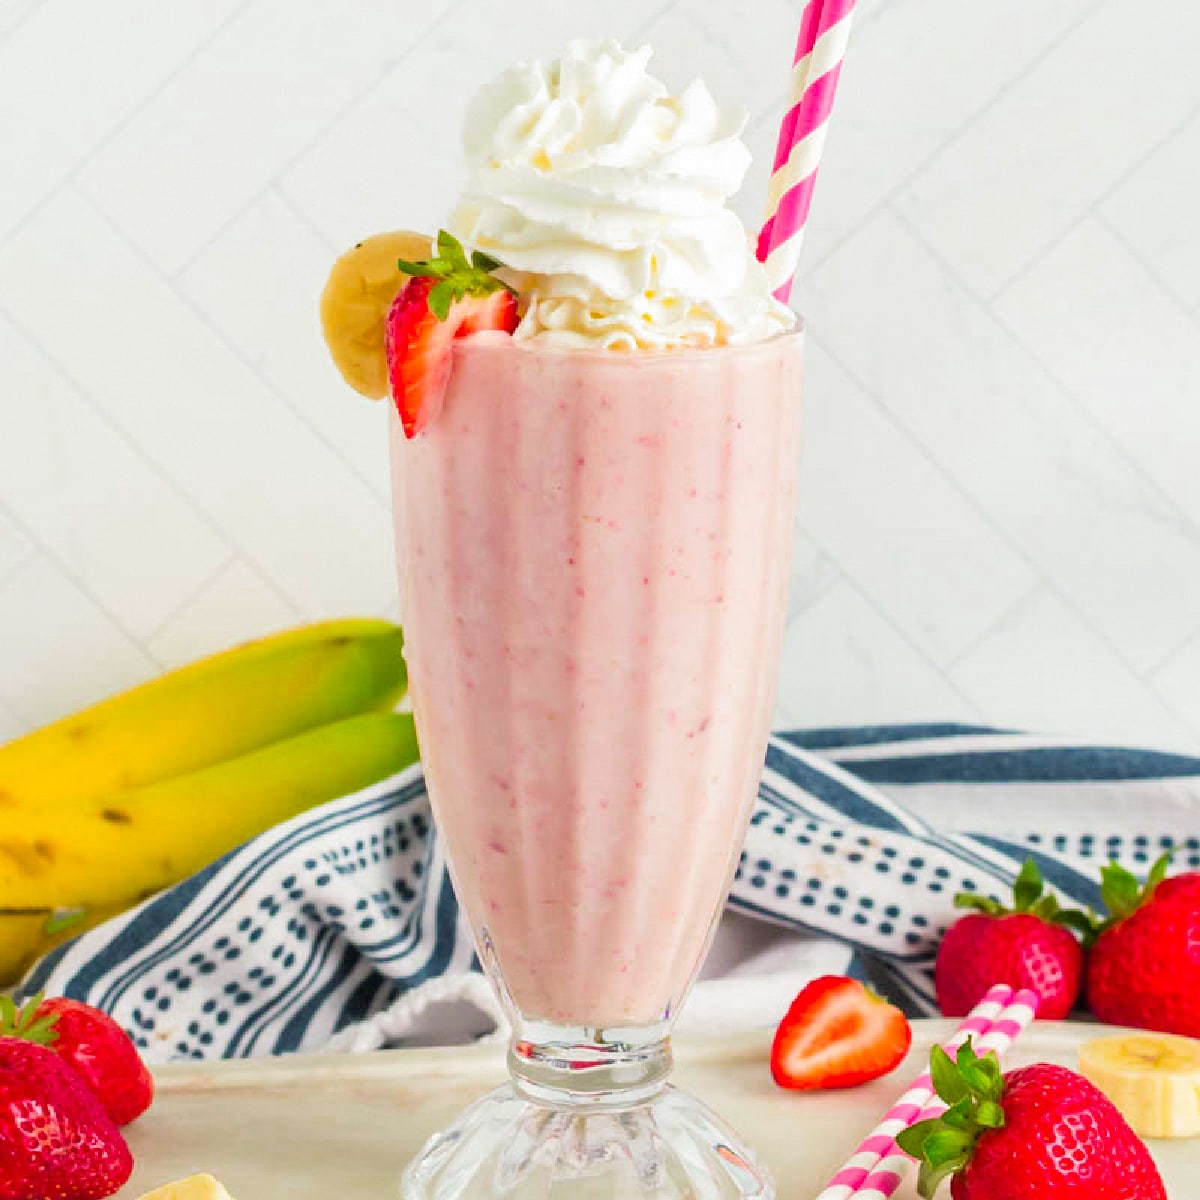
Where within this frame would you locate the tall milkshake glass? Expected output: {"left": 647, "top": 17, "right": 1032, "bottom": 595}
{"left": 392, "top": 328, "right": 803, "bottom": 1199}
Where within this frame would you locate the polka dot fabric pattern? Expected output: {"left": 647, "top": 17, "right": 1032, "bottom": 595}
{"left": 20, "top": 725, "right": 1200, "bottom": 1059}
{"left": 21, "top": 768, "right": 476, "bottom": 1062}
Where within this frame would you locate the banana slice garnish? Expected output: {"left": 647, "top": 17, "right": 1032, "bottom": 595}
{"left": 320, "top": 230, "right": 432, "bottom": 399}
{"left": 1080, "top": 1032, "right": 1200, "bottom": 1139}
{"left": 137, "top": 1175, "right": 235, "bottom": 1200}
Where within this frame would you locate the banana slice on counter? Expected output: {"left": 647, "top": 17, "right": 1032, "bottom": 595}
{"left": 137, "top": 1175, "right": 234, "bottom": 1200}
{"left": 320, "top": 230, "right": 432, "bottom": 399}
{"left": 1080, "top": 1032, "right": 1200, "bottom": 1139}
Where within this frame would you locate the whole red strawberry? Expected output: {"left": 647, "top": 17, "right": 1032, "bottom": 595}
{"left": 1088, "top": 854, "right": 1200, "bottom": 1036}
{"left": 936, "top": 859, "right": 1086, "bottom": 1020}
{"left": 1152, "top": 870, "right": 1200, "bottom": 903}
{"left": 36, "top": 998, "right": 154, "bottom": 1125}
{"left": 1, "top": 993, "right": 153, "bottom": 1125}
{"left": 898, "top": 1041, "right": 1167, "bottom": 1200}
{"left": 0, "top": 1037, "right": 133, "bottom": 1200}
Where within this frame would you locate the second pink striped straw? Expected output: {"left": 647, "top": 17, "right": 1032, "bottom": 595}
{"left": 844, "top": 988, "right": 1041, "bottom": 1200}
{"left": 814, "top": 985, "right": 1038, "bottom": 1200}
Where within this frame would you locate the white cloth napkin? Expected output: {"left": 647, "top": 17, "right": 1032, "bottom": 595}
{"left": 22, "top": 724, "right": 1200, "bottom": 1061}
{"left": 321, "top": 913, "right": 851, "bottom": 1051}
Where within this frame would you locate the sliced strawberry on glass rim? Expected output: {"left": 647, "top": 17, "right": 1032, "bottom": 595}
{"left": 770, "top": 974, "right": 912, "bottom": 1091}
{"left": 385, "top": 230, "right": 519, "bottom": 438}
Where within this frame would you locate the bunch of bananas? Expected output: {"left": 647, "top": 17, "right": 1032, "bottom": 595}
{"left": 0, "top": 619, "right": 418, "bottom": 984}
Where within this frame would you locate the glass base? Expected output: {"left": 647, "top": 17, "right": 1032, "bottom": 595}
{"left": 400, "top": 1082, "right": 773, "bottom": 1200}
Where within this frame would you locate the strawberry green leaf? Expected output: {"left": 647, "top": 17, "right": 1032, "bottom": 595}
{"left": 896, "top": 1118, "right": 940, "bottom": 1160}
{"left": 940, "top": 1097, "right": 973, "bottom": 1130}
{"left": 0, "top": 990, "right": 59, "bottom": 1046}
{"left": 1012, "top": 858, "right": 1044, "bottom": 910}
{"left": 961, "top": 1063, "right": 994, "bottom": 1094}
{"left": 903, "top": 1039, "right": 1007, "bottom": 1199}
{"left": 1094, "top": 850, "right": 1175, "bottom": 936}
{"left": 898, "top": 1121, "right": 973, "bottom": 1200}
{"left": 396, "top": 229, "right": 516, "bottom": 323}
{"left": 956, "top": 1040, "right": 980, "bottom": 1074}
{"left": 1147, "top": 851, "right": 1173, "bottom": 890}
{"left": 915, "top": 1155, "right": 967, "bottom": 1199}
{"left": 397, "top": 258, "right": 441, "bottom": 279}
{"left": 1101, "top": 860, "right": 1141, "bottom": 919}
{"left": 957, "top": 858, "right": 1091, "bottom": 936}
{"left": 471, "top": 249, "right": 503, "bottom": 272}
{"left": 976, "top": 1052, "right": 1001, "bottom": 1085}
{"left": 930, "top": 1044, "right": 970, "bottom": 1104}
{"left": 1055, "top": 907, "right": 1101, "bottom": 944}
{"left": 925, "top": 1129, "right": 973, "bottom": 1166}
{"left": 976, "top": 1099, "right": 1005, "bottom": 1128}
{"left": 428, "top": 280, "right": 455, "bottom": 321}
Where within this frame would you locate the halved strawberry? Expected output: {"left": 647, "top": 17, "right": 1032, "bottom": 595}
{"left": 385, "top": 272, "right": 517, "bottom": 438}
{"left": 770, "top": 975, "right": 912, "bottom": 1091}
{"left": 386, "top": 229, "right": 519, "bottom": 437}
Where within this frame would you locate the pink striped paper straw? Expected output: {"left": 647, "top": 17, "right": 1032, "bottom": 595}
{"left": 757, "top": 0, "right": 857, "bottom": 303}
{"left": 814, "top": 985, "right": 1013, "bottom": 1200}
{"left": 834, "top": 989, "right": 1042, "bottom": 1200}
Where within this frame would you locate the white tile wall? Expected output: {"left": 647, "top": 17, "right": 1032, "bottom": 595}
{"left": 146, "top": 560, "right": 300, "bottom": 671}
{"left": 1, "top": 0, "right": 1198, "bottom": 752}
{"left": 0, "top": 1, "right": 41, "bottom": 38}
{"left": 1103, "top": 111, "right": 1200, "bottom": 316}
{"left": 0, "top": 314, "right": 231, "bottom": 638}
{"left": 799, "top": 342, "right": 1036, "bottom": 663}
{"left": 996, "top": 219, "right": 1200, "bottom": 534}
{"left": 1157, "top": 635, "right": 1200, "bottom": 738}
{"left": 0, "top": 554, "right": 158, "bottom": 728}
{"left": 0, "top": 0, "right": 246, "bottom": 239}
{"left": 897, "top": 0, "right": 1200, "bottom": 298}
{"left": 776, "top": 580, "right": 976, "bottom": 728}
{"left": 949, "top": 587, "right": 1199, "bottom": 749}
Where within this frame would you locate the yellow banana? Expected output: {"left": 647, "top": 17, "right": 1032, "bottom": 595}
{"left": 0, "top": 619, "right": 406, "bottom": 811}
{"left": 0, "top": 905, "right": 123, "bottom": 987}
{"left": 0, "top": 711, "right": 419, "bottom": 911}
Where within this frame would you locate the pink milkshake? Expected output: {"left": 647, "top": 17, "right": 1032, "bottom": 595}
{"left": 392, "top": 334, "right": 801, "bottom": 1030}
{"left": 325, "top": 37, "right": 802, "bottom": 1200}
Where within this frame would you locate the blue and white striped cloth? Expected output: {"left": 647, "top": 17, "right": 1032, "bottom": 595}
{"left": 21, "top": 725, "right": 1200, "bottom": 1062}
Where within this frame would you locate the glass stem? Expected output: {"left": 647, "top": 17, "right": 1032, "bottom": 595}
{"left": 507, "top": 1020, "right": 674, "bottom": 1111}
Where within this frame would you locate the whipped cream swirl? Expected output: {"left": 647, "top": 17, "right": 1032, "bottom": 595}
{"left": 448, "top": 39, "right": 794, "bottom": 350}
